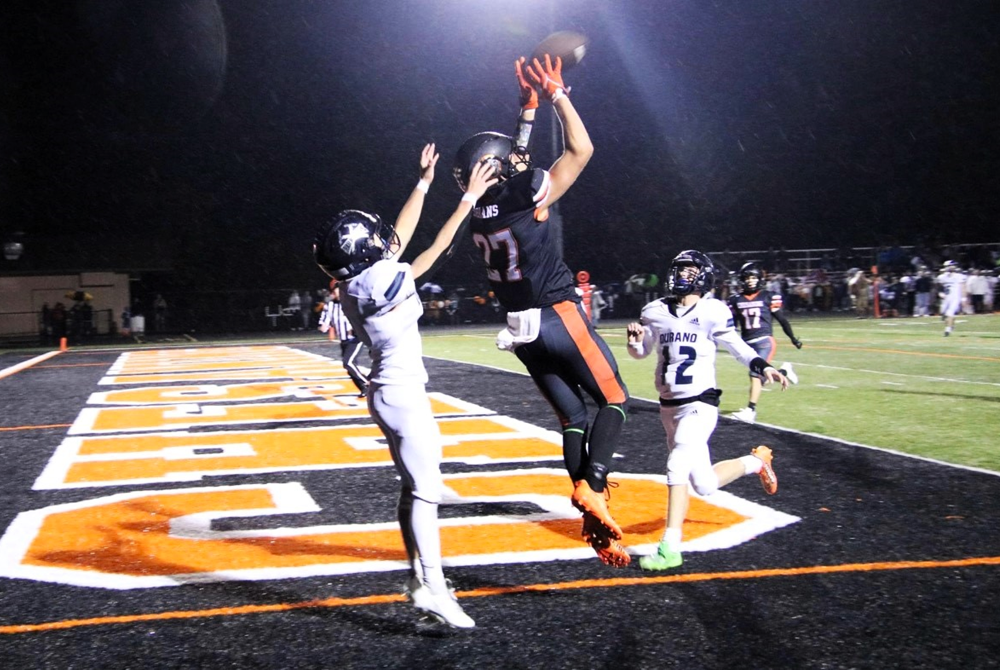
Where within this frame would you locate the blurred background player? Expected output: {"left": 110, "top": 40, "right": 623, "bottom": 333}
{"left": 318, "top": 281, "right": 369, "bottom": 397}
{"left": 848, "top": 269, "right": 871, "bottom": 318}
{"left": 314, "top": 144, "right": 497, "bottom": 628}
{"left": 626, "top": 250, "right": 788, "bottom": 571}
{"left": 451, "top": 55, "right": 631, "bottom": 567}
{"left": 937, "top": 260, "right": 967, "bottom": 336}
{"left": 726, "top": 261, "right": 802, "bottom": 424}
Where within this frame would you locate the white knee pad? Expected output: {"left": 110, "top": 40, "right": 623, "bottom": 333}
{"left": 666, "top": 441, "right": 717, "bottom": 495}
{"left": 690, "top": 468, "right": 720, "bottom": 496}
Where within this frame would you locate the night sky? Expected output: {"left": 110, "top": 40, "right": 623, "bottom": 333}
{"left": 2, "top": 0, "right": 999, "bottom": 291}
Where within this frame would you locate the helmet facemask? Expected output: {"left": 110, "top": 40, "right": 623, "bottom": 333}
{"left": 667, "top": 250, "right": 715, "bottom": 297}
{"left": 509, "top": 146, "right": 532, "bottom": 176}
{"left": 740, "top": 270, "right": 761, "bottom": 294}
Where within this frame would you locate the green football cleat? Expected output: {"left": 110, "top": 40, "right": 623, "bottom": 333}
{"left": 639, "top": 541, "right": 683, "bottom": 571}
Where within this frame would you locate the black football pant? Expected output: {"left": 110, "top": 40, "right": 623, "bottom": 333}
{"left": 514, "top": 301, "right": 629, "bottom": 492}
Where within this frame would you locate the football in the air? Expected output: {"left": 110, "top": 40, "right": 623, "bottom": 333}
{"left": 531, "top": 31, "right": 589, "bottom": 70}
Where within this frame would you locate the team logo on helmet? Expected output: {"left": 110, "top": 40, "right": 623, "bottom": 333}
{"left": 314, "top": 210, "right": 398, "bottom": 280}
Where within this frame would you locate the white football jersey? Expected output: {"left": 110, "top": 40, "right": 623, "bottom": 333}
{"left": 630, "top": 297, "right": 760, "bottom": 401}
{"left": 938, "top": 271, "right": 966, "bottom": 297}
{"left": 341, "top": 259, "right": 427, "bottom": 385}
{"left": 937, "top": 270, "right": 966, "bottom": 315}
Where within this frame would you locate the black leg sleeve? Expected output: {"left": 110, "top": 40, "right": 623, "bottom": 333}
{"left": 584, "top": 404, "right": 627, "bottom": 493}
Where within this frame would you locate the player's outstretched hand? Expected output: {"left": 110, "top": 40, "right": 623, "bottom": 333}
{"left": 527, "top": 54, "right": 567, "bottom": 101}
{"left": 464, "top": 160, "right": 499, "bottom": 202}
{"left": 626, "top": 321, "right": 644, "bottom": 344}
{"left": 515, "top": 57, "right": 539, "bottom": 110}
{"left": 419, "top": 143, "right": 439, "bottom": 184}
{"left": 763, "top": 367, "right": 789, "bottom": 390}
{"left": 792, "top": 338, "right": 803, "bottom": 349}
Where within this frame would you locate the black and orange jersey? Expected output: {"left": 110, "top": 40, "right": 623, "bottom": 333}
{"left": 469, "top": 168, "right": 579, "bottom": 312}
{"left": 727, "top": 290, "right": 783, "bottom": 341}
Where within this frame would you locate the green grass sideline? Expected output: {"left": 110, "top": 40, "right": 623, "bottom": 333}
{"left": 421, "top": 313, "right": 1000, "bottom": 473}
{"left": 5, "top": 314, "right": 996, "bottom": 472}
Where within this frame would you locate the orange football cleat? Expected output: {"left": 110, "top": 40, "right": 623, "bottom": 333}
{"left": 582, "top": 513, "right": 631, "bottom": 568}
{"left": 571, "top": 480, "right": 623, "bottom": 540}
{"left": 751, "top": 446, "right": 778, "bottom": 495}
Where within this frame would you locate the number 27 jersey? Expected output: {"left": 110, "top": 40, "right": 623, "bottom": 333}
{"left": 468, "top": 168, "right": 579, "bottom": 312}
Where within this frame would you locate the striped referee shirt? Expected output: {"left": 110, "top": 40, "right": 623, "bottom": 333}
{"left": 320, "top": 299, "right": 354, "bottom": 341}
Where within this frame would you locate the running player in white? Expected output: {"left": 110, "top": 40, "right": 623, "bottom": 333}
{"left": 937, "top": 260, "right": 967, "bottom": 337}
{"left": 626, "top": 250, "right": 788, "bottom": 571}
{"left": 313, "top": 144, "right": 496, "bottom": 628}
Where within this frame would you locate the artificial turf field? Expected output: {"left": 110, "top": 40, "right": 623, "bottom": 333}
{"left": 1, "top": 330, "right": 999, "bottom": 669}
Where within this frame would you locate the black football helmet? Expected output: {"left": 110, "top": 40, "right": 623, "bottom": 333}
{"left": 667, "top": 250, "right": 715, "bottom": 297}
{"left": 452, "top": 131, "right": 529, "bottom": 192}
{"left": 313, "top": 210, "right": 399, "bottom": 280}
{"left": 738, "top": 262, "right": 764, "bottom": 294}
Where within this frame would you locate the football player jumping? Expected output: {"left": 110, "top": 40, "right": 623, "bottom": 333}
{"left": 451, "top": 55, "right": 632, "bottom": 567}
{"left": 314, "top": 144, "right": 497, "bottom": 629}
{"left": 726, "top": 261, "right": 802, "bottom": 424}
{"left": 627, "top": 250, "right": 788, "bottom": 571}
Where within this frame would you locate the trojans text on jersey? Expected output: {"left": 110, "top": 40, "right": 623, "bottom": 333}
{"left": 473, "top": 204, "right": 500, "bottom": 219}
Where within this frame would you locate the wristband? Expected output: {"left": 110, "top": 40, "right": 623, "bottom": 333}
{"left": 748, "top": 357, "right": 771, "bottom": 377}
{"left": 415, "top": 179, "right": 430, "bottom": 194}
{"left": 550, "top": 87, "right": 568, "bottom": 103}
{"left": 461, "top": 193, "right": 479, "bottom": 205}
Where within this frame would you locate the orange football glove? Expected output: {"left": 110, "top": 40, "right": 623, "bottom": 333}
{"left": 515, "top": 57, "right": 538, "bottom": 110}
{"left": 527, "top": 54, "right": 568, "bottom": 101}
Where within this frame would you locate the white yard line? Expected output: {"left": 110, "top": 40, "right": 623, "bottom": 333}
{"left": 801, "top": 362, "right": 1000, "bottom": 387}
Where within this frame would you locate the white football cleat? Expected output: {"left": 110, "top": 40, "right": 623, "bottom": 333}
{"left": 731, "top": 407, "right": 757, "bottom": 424}
{"left": 780, "top": 362, "right": 798, "bottom": 385}
{"left": 410, "top": 585, "right": 475, "bottom": 629}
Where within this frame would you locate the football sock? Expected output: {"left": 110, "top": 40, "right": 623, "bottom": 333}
{"left": 660, "top": 527, "right": 682, "bottom": 551}
{"left": 748, "top": 402, "right": 757, "bottom": 411}
{"left": 562, "top": 427, "right": 587, "bottom": 482}
{"left": 584, "top": 405, "right": 626, "bottom": 493}
{"left": 410, "top": 497, "right": 448, "bottom": 594}
{"left": 740, "top": 454, "right": 763, "bottom": 475}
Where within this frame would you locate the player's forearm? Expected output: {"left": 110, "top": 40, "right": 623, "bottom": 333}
{"left": 718, "top": 329, "right": 761, "bottom": 369}
{"left": 773, "top": 310, "right": 796, "bottom": 339}
{"left": 514, "top": 107, "right": 536, "bottom": 152}
{"left": 544, "top": 97, "right": 593, "bottom": 207}
{"left": 554, "top": 96, "right": 593, "bottom": 167}
{"left": 626, "top": 325, "right": 654, "bottom": 359}
{"left": 391, "top": 186, "right": 428, "bottom": 259}
{"left": 409, "top": 202, "right": 474, "bottom": 280}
